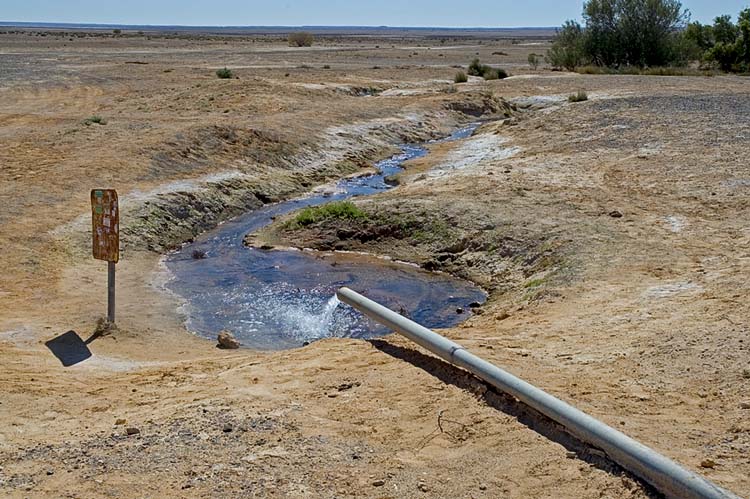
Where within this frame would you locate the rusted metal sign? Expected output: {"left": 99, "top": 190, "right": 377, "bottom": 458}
{"left": 91, "top": 189, "right": 119, "bottom": 263}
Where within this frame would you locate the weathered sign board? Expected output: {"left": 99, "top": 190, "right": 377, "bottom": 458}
{"left": 91, "top": 189, "right": 119, "bottom": 324}
{"left": 91, "top": 189, "right": 119, "bottom": 263}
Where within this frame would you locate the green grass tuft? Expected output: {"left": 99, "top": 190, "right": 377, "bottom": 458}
{"left": 524, "top": 278, "right": 546, "bottom": 288}
{"left": 287, "top": 201, "right": 367, "bottom": 229}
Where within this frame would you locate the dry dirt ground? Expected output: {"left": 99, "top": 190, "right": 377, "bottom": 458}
{"left": 0, "top": 31, "right": 749, "bottom": 498}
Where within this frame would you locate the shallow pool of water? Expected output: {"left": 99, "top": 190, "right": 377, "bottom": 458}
{"left": 165, "top": 124, "right": 486, "bottom": 349}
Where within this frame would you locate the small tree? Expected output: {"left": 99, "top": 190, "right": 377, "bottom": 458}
{"left": 739, "top": 8, "right": 750, "bottom": 68}
{"left": 288, "top": 31, "right": 314, "bottom": 47}
{"left": 713, "top": 14, "right": 739, "bottom": 44}
{"left": 683, "top": 22, "right": 714, "bottom": 52}
{"left": 547, "top": 20, "right": 585, "bottom": 70}
{"left": 699, "top": 9, "right": 750, "bottom": 72}
{"left": 528, "top": 53, "right": 540, "bottom": 69}
{"left": 584, "top": 0, "right": 689, "bottom": 67}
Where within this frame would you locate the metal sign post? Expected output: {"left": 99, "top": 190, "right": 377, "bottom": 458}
{"left": 91, "top": 189, "right": 119, "bottom": 324}
{"left": 108, "top": 261, "right": 116, "bottom": 323}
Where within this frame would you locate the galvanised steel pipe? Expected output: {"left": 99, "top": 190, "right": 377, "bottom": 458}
{"left": 337, "top": 287, "right": 741, "bottom": 499}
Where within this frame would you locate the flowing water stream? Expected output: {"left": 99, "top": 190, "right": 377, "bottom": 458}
{"left": 165, "top": 123, "right": 487, "bottom": 350}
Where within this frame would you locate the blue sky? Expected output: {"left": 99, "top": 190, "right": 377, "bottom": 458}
{"left": 1, "top": 0, "right": 748, "bottom": 27}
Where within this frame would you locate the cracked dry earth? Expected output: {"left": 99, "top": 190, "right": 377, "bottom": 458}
{"left": 1, "top": 32, "right": 749, "bottom": 498}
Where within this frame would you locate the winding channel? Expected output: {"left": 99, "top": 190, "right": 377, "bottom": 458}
{"left": 165, "top": 123, "right": 487, "bottom": 350}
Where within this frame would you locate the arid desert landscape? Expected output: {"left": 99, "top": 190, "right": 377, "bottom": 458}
{"left": 1, "top": 25, "right": 749, "bottom": 498}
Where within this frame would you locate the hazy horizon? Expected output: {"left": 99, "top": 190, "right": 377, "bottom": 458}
{"left": 0, "top": 21, "right": 558, "bottom": 29}
{"left": 2, "top": 0, "right": 749, "bottom": 28}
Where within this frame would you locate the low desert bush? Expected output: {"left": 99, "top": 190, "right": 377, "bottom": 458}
{"left": 528, "top": 53, "right": 540, "bottom": 69}
{"left": 467, "top": 58, "right": 509, "bottom": 80}
{"left": 216, "top": 67, "right": 233, "bottom": 79}
{"left": 467, "top": 58, "right": 490, "bottom": 76}
{"left": 489, "top": 68, "right": 509, "bottom": 79}
{"left": 84, "top": 115, "right": 107, "bottom": 125}
{"left": 288, "top": 31, "right": 314, "bottom": 47}
{"left": 568, "top": 90, "right": 588, "bottom": 102}
{"left": 483, "top": 69, "right": 500, "bottom": 80}
{"left": 454, "top": 71, "right": 468, "bottom": 83}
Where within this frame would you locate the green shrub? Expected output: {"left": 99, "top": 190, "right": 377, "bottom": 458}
{"left": 494, "top": 68, "right": 509, "bottom": 79}
{"left": 528, "top": 53, "right": 540, "bottom": 69}
{"left": 568, "top": 90, "right": 588, "bottom": 102}
{"left": 216, "top": 67, "right": 233, "bottom": 79}
{"left": 675, "top": 9, "right": 750, "bottom": 73}
{"left": 288, "top": 31, "right": 314, "bottom": 47}
{"left": 287, "top": 201, "right": 367, "bottom": 229}
{"left": 483, "top": 68, "right": 509, "bottom": 80}
{"left": 454, "top": 71, "right": 468, "bottom": 83}
{"left": 467, "top": 58, "right": 508, "bottom": 80}
{"left": 468, "top": 58, "right": 491, "bottom": 76}
{"left": 483, "top": 69, "right": 500, "bottom": 80}
{"left": 84, "top": 115, "right": 107, "bottom": 125}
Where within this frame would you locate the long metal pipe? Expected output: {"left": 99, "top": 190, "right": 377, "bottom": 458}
{"left": 337, "top": 287, "right": 741, "bottom": 499}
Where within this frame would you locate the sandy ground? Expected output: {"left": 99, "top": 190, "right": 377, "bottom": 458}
{"left": 1, "top": 31, "right": 749, "bottom": 498}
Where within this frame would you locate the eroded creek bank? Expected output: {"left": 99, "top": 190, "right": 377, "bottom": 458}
{"left": 162, "top": 103, "right": 569, "bottom": 351}
{"left": 116, "top": 91, "right": 512, "bottom": 254}
{"left": 253, "top": 117, "right": 566, "bottom": 311}
{"left": 94, "top": 93, "right": 519, "bottom": 349}
{"left": 165, "top": 125, "right": 492, "bottom": 349}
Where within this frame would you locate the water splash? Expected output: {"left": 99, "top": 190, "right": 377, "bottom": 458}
{"left": 273, "top": 293, "right": 344, "bottom": 344}
{"left": 322, "top": 294, "right": 341, "bottom": 321}
{"left": 198, "top": 284, "right": 362, "bottom": 349}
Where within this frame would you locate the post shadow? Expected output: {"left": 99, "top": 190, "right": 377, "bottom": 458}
{"left": 45, "top": 330, "right": 92, "bottom": 367}
{"left": 367, "top": 339, "right": 661, "bottom": 498}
